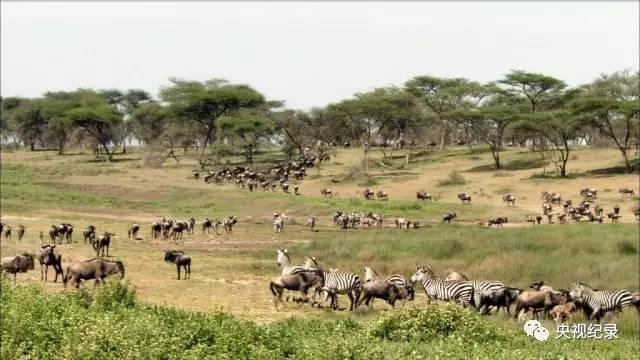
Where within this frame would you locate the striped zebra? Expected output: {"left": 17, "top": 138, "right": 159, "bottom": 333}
{"left": 276, "top": 249, "right": 305, "bottom": 275}
{"left": 410, "top": 266, "right": 473, "bottom": 307}
{"left": 570, "top": 282, "right": 634, "bottom": 322}
{"left": 304, "top": 257, "right": 361, "bottom": 311}
{"left": 364, "top": 266, "right": 408, "bottom": 287}
{"left": 444, "top": 269, "right": 504, "bottom": 308}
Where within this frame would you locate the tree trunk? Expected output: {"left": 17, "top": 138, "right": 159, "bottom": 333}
{"left": 102, "top": 142, "right": 113, "bottom": 162}
{"left": 439, "top": 120, "right": 447, "bottom": 150}
{"left": 492, "top": 149, "right": 501, "bottom": 170}
{"left": 621, "top": 148, "right": 632, "bottom": 172}
{"left": 198, "top": 130, "right": 213, "bottom": 170}
{"left": 30, "top": 142, "right": 35, "bottom": 151}
{"left": 363, "top": 146, "right": 369, "bottom": 176}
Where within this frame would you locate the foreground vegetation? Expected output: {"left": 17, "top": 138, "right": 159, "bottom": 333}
{"left": 1, "top": 280, "right": 637, "bottom": 359}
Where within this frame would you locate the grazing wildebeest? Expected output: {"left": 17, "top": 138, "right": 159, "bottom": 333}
{"left": 1, "top": 252, "right": 35, "bottom": 283}
{"left": 294, "top": 185, "right": 300, "bottom": 195}
{"left": 376, "top": 190, "right": 389, "bottom": 201}
{"left": 164, "top": 250, "right": 191, "bottom": 280}
{"left": 17, "top": 225, "right": 25, "bottom": 241}
{"left": 619, "top": 187, "right": 634, "bottom": 198}
{"left": 128, "top": 224, "right": 140, "bottom": 239}
{"left": 83, "top": 225, "right": 97, "bottom": 243}
{"left": 269, "top": 270, "right": 325, "bottom": 310}
{"left": 223, "top": 216, "right": 238, "bottom": 233}
{"left": 502, "top": 194, "right": 516, "bottom": 206}
{"left": 542, "top": 203, "right": 553, "bottom": 215}
{"left": 487, "top": 217, "right": 508, "bottom": 228}
{"left": 64, "top": 258, "right": 125, "bottom": 289}
{"left": 37, "top": 244, "right": 63, "bottom": 282}
{"left": 416, "top": 191, "right": 433, "bottom": 201}
{"left": 358, "top": 188, "right": 374, "bottom": 200}
{"left": 457, "top": 193, "right": 471, "bottom": 204}
{"left": 171, "top": 221, "right": 188, "bottom": 241}
{"left": 320, "top": 188, "right": 333, "bottom": 198}
{"left": 93, "top": 232, "right": 114, "bottom": 257}
{"left": 442, "top": 212, "right": 457, "bottom": 224}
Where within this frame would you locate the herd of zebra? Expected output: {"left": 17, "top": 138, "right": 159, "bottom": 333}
{"left": 271, "top": 249, "right": 640, "bottom": 323}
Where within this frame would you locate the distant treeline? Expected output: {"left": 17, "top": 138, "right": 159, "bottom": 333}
{"left": 1, "top": 70, "right": 638, "bottom": 176}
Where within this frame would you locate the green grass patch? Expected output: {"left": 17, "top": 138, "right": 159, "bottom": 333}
{"left": 437, "top": 170, "right": 467, "bottom": 187}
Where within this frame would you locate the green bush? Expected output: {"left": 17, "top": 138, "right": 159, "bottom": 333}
{"left": 437, "top": 170, "right": 467, "bottom": 186}
{"left": 617, "top": 240, "right": 639, "bottom": 255}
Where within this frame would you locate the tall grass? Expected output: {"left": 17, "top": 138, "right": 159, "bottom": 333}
{"left": 1, "top": 279, "right": 636, "bottom": 359}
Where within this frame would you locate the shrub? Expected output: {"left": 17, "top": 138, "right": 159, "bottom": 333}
{"left": 617, "top": 240, "right": 639, "bottom": 255}
{"left": 437, "top": 170, "right": 467, "bottom": 187}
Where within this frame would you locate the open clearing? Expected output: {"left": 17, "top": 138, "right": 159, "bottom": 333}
{"left": 1, "top": 146, "right": 639, "bottom": 355}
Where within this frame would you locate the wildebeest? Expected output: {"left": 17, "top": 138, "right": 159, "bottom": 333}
{"left": 525, "top": 214, "right": 543, "bottom": 225}
{"left": 320, "top": 188, "right": 333, "bottom": 198}
{"left": 294, "top": 185, "right": 300, "bottom": 195}
{"left": 457, "top": 193, "right": 471, "bottom": 204}
{"left": 1, "top": 252, "right": 35, "bottom": 283}
{"left": 357, "top": 281, "right": 400, "bottom": 308}
{"left": 502, "top": 194, "right": 516, "bottom": 206}
{"left": 164, "top": 250, "right": 191, "bottom": 280}
{"left": 3, "top": 226, "right": 12, "bottom": 240}
{"left": 17, "top": 225, "right": 25, "bottom": 241}
{"left": 478, "top": 287, "right": 522, "bottom": 315}
{"left": 83, "top": 225, "right": 97, "bottom": 243}
{"left": 514, "top": 288, "right": 565, "bottom": 320}
{"left": 442, "top": 212, "right": 457, "bottom": 224}
{"left": 269, "top": 270, "right": 325, "bottom": 310}
{"left": 416, "top": 191, "right": 433, "bottom": 201}
{"left": 619, "top": 187, "right": 635, "bottom": 198}
{"left": 359, "top": 188, "right": 375, "bottom": 200}
{"left": 375, "top": 190, "right": 389, "bottom": 201}
{"left": 128, "top": 224, "right": 140, "bottom": 239}
{"left": 551, "top": 301, "right": 577, "bottom": 324}
{"left": 38, "top": 244, "right": 63, "bottom": 282}
{"left": 202, "top": 217, "right": 222, "bottom": 235}
{"left": 93, "top": 232, "right": 114, "bottom": 257}
{"left": 487, "top": 217, "right": 508, "bottom": 228}
{"left": 150, "top": 221, "right": 162, "bottom": 239}
{"left": 64, "top": 258, "right": 125, "bottom": 288}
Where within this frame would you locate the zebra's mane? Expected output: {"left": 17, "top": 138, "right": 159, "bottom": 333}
{"left": 446, "top": 270, "right": 468, "bottom": 281}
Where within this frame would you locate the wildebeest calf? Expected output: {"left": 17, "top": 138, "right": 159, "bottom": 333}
{"left": 164, "top": 250, "right": 191, "bottom": 280}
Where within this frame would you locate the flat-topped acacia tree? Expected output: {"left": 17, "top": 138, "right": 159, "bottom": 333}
{"left": 160, "top": 78, "right": 265, "bottom": 169}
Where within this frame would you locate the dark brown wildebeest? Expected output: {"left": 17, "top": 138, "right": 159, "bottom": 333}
{"left": 320, "top": 188, "right": 333, "bottom": 198}
{"left": 457, "top": 193, "right": 471, "bottom": 204}
{"left": 442, "top": 212, "right": 457, "bottom": 224}
{"left": 269, "top": 270, "right": 325, "bottom": 311}
{"left": 619, "top": 187, "right": 635, "bottom": 198}
{"left": 93, "top": 232, "right": 114, "bottom": 257}
{"left": 306, "top": 216, "right": 317, "bottom": 232}
{"left": 357, "top": 281, "right": 400, "bottom": 309}
{"left": 376, "top": 190, "right": 389, "bottom": 201}
{"left": 17, "top": 225, "right": 25, "bottom": 241}
{"left": 83, "top": 225, "right": 97, "bottom": 243}
{"left": 128, "top": 224, "right": 140, "bottom": 239}
{"left": 294, "top": 185, "right": 300, "bottom": 195}
{"left": 3, "top": 226, "right": 12, "bottom": 240}
{"left": 1, "top": 252, "right": 35, "bottom": 283}
{"left": 416, "top": 191, "right": 432, "bottom": 201}
{"left": 150, "top": 222, "right": 162, "bottom": 239}
{"left": 487, "top": 217, "right": 508, "bottom": 228}
{"left": 164, "top": 250, "right": 192, "bottom": 280}
{"left": 64, "top": 258, "right": 125, "bottom": 289}
{"left": 37, "top": 244, "right": 63, "bottom": 282}
{"left": 502, "top": 194, "right": 516, "bottom": 206}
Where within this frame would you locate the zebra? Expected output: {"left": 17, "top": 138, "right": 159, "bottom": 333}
{"left": 187, "top": 217, "right": 196, "bottom": 235}
{"left": 410, "top": 266, "right": 473, "bottom": 307}
{"left": 363, "top": 266, "right": 407, "bottom": 287}
{"left": 444, "top": 269, "right": 504, "bottom": 309}
{"left": 223, "top": 216, "right": 238, "bottom": 233}
{"left": 273, "top": 214, "right": 285, "bottom": 234}
{"left": 304, "top": 256, "right": 361, "bottom": 310}
{"left": 569, "top": 282, "right": 634, "bottom": 322}
{"left": 276, "top": 249, "right": 305, "bottom": 275}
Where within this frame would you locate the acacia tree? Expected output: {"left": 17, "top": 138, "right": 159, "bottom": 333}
{"left": 160, "top": 78, "right": 265, "bottom": 168}
{"left": 65, "top": 91, "right": 122, "bottom": 161}
{"left": 405, "top": 76, "right": 485, "bottom": 149}
{"left": 514, "top": 110, "right": 584, "bottom": 177}
{"left": 450, "top": 104, "right": 518, "bottom": 169}
{"left": 572, "top": 70, "right": 639, "bottom": 172}
{"left": 218, "top": 111, "right": 274, "bottom": 164}
{"left": 499, "top": 70, "right": 567, "bottom": 113}
{"left": 330, "top": 87, "right": 420, "bottom": 175}
{"left": 10, "top": 99, "right": 46, "bottom": 150}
